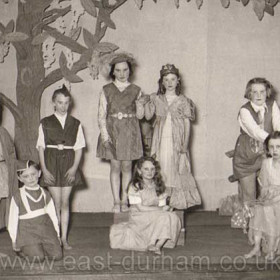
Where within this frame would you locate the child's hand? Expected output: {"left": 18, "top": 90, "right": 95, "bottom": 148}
{"left": 65, "top": 167, "right": 77, "bottom": 184}
{"left": 43, "top": 169, "right": 55, "bottom": 185}
{"left": 12, "top": 242, "right": 20, "bottom": 252}
{"left": 162, "top": 205, "right": 171, "bottom": 211}
{"left": 138, "top": 95, "right": 150, "bottom": 105}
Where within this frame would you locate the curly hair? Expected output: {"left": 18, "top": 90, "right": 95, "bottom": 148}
{"left": 264, "top": 131, "right": 280, "bottom": 157}
{"left": 157, "top": 73, "right": 182, "bottom": 96}
{"left": 131, "top": 156, "right": 165, "bottom": 196}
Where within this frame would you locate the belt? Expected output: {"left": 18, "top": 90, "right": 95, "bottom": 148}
{"left": 46, "top": 144, "right": 74, "bottom": 150}
{"left": 110, "top": 112, "right": 135, "bottom": 120}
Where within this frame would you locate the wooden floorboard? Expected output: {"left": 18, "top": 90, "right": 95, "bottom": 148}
{"left": 0, "top": 211, "right": 280, "bottom": 280}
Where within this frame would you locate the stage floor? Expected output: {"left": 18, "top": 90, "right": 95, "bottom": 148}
{"left": 0, "top": 211, "right": 280, "bottom": 279}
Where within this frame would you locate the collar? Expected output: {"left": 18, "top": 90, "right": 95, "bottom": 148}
{"left": 24, "top": 184, "right": 40, "bottom": 191}
{"left": 250, "top": 101, "right": 267, "bottom": 113}
{"left": 113, "top": 80, "right": 130, "bottom": 88}
{"left": 54, "top": 112, "right": 67, "bottom": 122}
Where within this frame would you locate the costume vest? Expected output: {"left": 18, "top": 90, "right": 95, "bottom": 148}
{"left": 41, "top": 115, "right": 80, "bottom": 146}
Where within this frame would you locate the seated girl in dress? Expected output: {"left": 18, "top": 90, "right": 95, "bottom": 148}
{"left": 8, "top": 160, "right": 62, "bottom": 262}
{"left": 245, "top": 131, "right": 280, "bottom": 260}
{"left": 110, "top": 156, "right": 181, "bottom": 255}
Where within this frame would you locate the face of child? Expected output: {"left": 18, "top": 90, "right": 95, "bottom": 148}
{"left": 162, "top": 73, "right": 179, "bottom": 92}
{"left": 18, "top": 166, "right": 41, "bottom": 188}
{"left": 113, "top": 62, "right": 130, "bottom": 83}
{"left": 139, "top": 160, "right": 156, "bottom": 181}
{"left": 250, "top": 83, "right": 267, "bottom": 106}
{"left": 268, "top": 139, "right": 280, "bottom": 160}
{"left": 53, "top": 94, "right": 70, "bottom": 116}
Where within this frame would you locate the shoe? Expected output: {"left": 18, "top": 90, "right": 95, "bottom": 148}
{"left": 121, "top": 204, "right": 129, "bottom": 212}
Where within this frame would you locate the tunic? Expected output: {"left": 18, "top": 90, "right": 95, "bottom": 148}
{"left": 38, "top": 114, "right": 85, "bottom": 187}
{"left": 110, "top": 183, "right": 181, "bottom": 251}
{"left": 8, "top": 185, "right": 60, "bottom": 249}
{"left": 146, "top": 93, "right": 201, "bottom": 209}
{"left": 96, "top": 82, "right": 143, "bottom": 160}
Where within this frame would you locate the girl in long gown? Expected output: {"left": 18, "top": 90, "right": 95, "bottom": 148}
{"left": 145, "top": 64, "right": 201, "bottom": 209}
{"left": 110, "top": 156, "right": 181, "bottom": 255}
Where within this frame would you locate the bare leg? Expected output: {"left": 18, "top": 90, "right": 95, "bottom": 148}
{"left": 48, "top": 187, "right": 62, "bottom": 225}
{"left": 265, "top": 236, "right": 276, "bottom": 260}
{"left": 110, "top": 160, "right": 121, "bottom": 212}
{"left": 239, "top": 173, "right": 257, "bottom": 204}
{"left": 121, "top": 160, "right": 132, "bottom": 212}
{"left": 60, "top": 186, "right": 73, "bottom": 250}
{"left": 148, "top": 239, "right": 168, "bottom": 255}
{"left": 244, "top": 230, "right": 261, "bottom": 258}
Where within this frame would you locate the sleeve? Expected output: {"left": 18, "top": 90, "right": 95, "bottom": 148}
{"left": 238, "top": 108, "right": 268, "bottom": 142}
{"left": 7, "top": 197, "right": 19, "bottom": 244}
{"left": 73, "top": 124, "right": 86, "bottom": 150}
{"left": 36, "top": 123, "right": 45, "bottom": 150}
{"left": 98, "top": 90, "right": 111, "bottom": 143}
{"left": 128, "top": 185, "right": 142, "bottom": 205}
{"left": 183, "top": 98, "right": 195, "bottom": 121}
{"left": 135, "top": 91, "right": 145, "bottom": 119}
{"left": 272, "top": 101, "right": 280, "bottom": 131}
{"left": 145, "top": 93, "right": 156, "bottom": 120}
{"left": 45, "top": 192, "right": 60, "bottom": 237}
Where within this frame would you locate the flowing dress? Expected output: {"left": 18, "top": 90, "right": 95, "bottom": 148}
{"left": 145, "top": 93, "right": 201, "bottom": 209}
{"left": 249, "top": 158, "right": 280, "bottom": 254}
{"left": 110, "top": 183, "right": 181, "bottom": 251}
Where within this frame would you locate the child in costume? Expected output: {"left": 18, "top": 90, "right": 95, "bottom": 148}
{"left": 245, "top": 132, "right": 280, "bottom": 260}
{"left": 145, "top": 64, "right": 201, "bottom": 209}
{"left": 96, "top": 52, "right": 148, "bottom": 213}
{"left": 0, "top": 125, "right": 17, "bottom": 229}
{"left": 37, "top": 85, "right": 86, "bottom": 250}
{"left": 233, "top": 78, "right": 280, "bottom": 206}
{"left": 110, "top": 156, "right": 181, "bottom": 255}
{"left": 8, "top": 160, "right": 62, "bottom": 262}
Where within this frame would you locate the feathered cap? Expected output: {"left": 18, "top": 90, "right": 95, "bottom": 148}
{"left": 160, "top": 64, "right": 179, "bottom": 77}
{"left": 99, "top": 51, "right": 137, "bottom": 78}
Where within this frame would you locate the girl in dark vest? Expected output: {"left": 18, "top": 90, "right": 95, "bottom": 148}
{"left": 96, "top": 52, "right": 149, "bottom": 213}
{"left": 233, "top": 78, "right": 280, "bottom": 207}
{"left": 37, "top": 85, "right": 86, "bottom": 250}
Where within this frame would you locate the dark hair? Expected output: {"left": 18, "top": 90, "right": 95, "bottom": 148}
{"left": 109, "top": 61, "right": 133, "bottom": 80}
{"left": 131, "top": 156, "right": 165, "bottom": 196}
{"left": 157, "top": 73, "right": 181, "bottom": 96}
{"left": 17, "top": 160, "right": 40, "bottom": 176}
{"left": 244, "top": 77, "right": 272, "bottom": 100}
{"left": 264, "top": 131, "right": 280, "bottom": 157}
{"left": 52, "top": 84, "right": 72, "bottom": 102}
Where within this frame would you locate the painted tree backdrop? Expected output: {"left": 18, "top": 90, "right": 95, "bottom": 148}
{"left": 0, "top": 0, "right": 278, "bottom": 162}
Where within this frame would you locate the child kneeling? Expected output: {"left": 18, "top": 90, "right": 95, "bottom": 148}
{"left": 8, "top": 160, "right": 62, "bottom": 262}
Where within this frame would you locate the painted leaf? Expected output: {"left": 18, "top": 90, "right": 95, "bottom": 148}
{"left": 196, "top": 0, "right": 203, "bottom": 9}
{"left": 174, "top": 0, "right": 179, "bottom": 8}
{"left": 264, "top": 4, "right": 274, "bottom": 15}
{"left": 0, "top": 36, "right": 4, "bottom": 44}
{"left": 5, "top": 20, "right": 14, "bottom": 33}
{"left": 134, "top": 0, "right": 144, "bottom": 9}
{"left": 69, "top": 27, "right": 82, "bottom": 41}
{"left": 221, "top": 0, "right": 230, "bottom": 8}
{"left": 42, "top": 6, "right": 71, "bottom": 25}
{"left": 0, "top": 23, "right": 5, "bottom": 34}
{"left": 80, "top": 0, "right": 97, "bottom": 17}
{"left": 31, "top": 32, "right": 50, "bottom": 45}
{"left": 269, "top": 0, "right": 278, "bottom": 7}
{"left": 59, "top": 52, "right": 83, "bottom": 83}
{"left": 95, "top": 42, "right": 119, "bottom": 53}
{"left": 241, "top": 0, "right": 249, "bottom": 6}
{"left": 5, "top": 32, "right": 28, "bottom": 42}
{"left": 83, "top": 28, "right": 95, "bottom": 49}
{"left": 252, "top": 0, "right": 265, "bottom": 20}
{"left": 99, "top": 8, "right": 116, "bottom": 29}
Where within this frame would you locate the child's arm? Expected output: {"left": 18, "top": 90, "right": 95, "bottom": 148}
{"left": 136, "top": 91, "right": 150, "bottom": 119}
{"left": 45, "top": 192, "right": 60, "bottom": 237}
{"left": 181, "top": 118, "right": 191, "bottom": 153}
{"left": 38, "top": 146, "right": 55, "bottom": 185}
{"left": 144, "top": 94, "right": 156, "bottom": 120}
{"left": 65, "top": 148, "right": 82, "bottom": 184}
{"left": 7, "top": 197, "right": 20, "bottom": 251}
{"left": 271, "top": 101, "right": 280, "bottom": 131}
{"left": 98, "top": 90, "right": 111, "bottom": 144}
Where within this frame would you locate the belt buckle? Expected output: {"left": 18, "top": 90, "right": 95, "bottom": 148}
{"left": 57, "top": 144, "right": 64, "bottom": 150}
{"left": 117, "top": 112, "right": 123, "bottom": 120}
